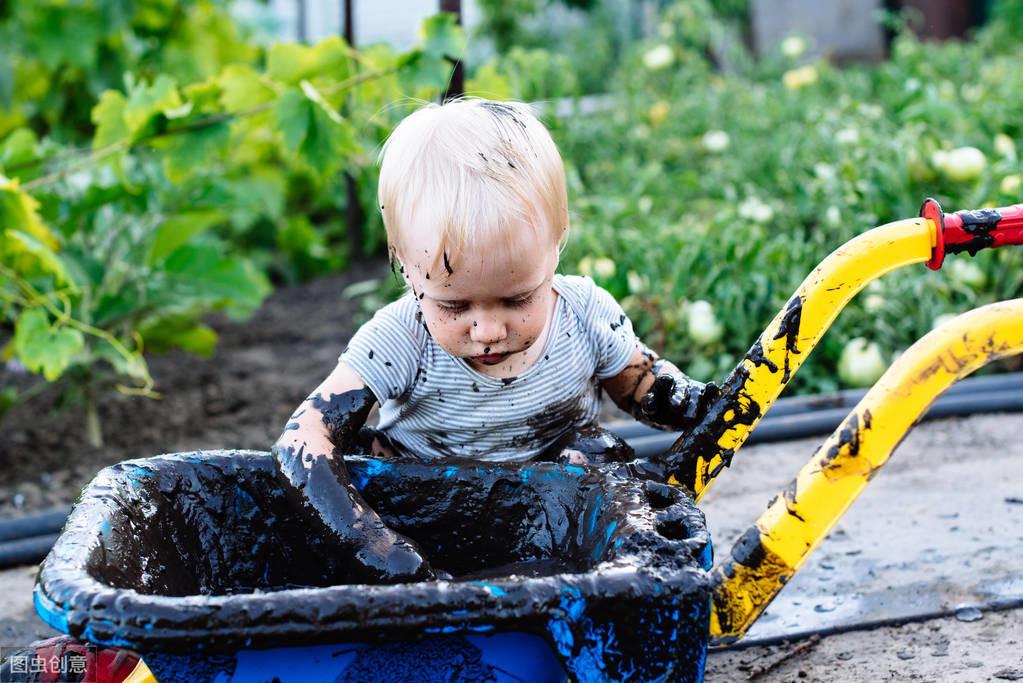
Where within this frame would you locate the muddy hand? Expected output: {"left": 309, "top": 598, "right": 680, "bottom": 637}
{"left": 272, "top": 442, "right": 434, "bottom": 584}
{"left": 639, "top": 361, "right": 719, "bottom": 431}
{"left": 354, "top": 519, "right": 435, "bottom": 583}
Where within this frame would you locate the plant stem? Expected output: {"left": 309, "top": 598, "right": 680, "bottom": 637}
{"left": 84, "top": 386, "right": 103, "bottom": 448}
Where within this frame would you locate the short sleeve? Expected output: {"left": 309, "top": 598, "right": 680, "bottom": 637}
{"left": 583, "top": 279, "right": 639, "bottom": 379}
{"left": 339, "top": 296, "right": 424, "bottom": 402}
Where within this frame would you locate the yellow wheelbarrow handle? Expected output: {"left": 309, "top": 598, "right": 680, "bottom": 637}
{"left": 665, "top": 216, "right": 936, "bottom": 498}
{"left": 708, "top": 298, "right": 1023, "bottom": 643}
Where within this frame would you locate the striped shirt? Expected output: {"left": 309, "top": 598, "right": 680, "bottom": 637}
{"left": 339, "top": 275, "right": 638, "bottom": 462}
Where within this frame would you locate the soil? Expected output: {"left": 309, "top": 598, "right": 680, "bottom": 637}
{"left": 0, "top": 259, "right": 392, "bottom": 518}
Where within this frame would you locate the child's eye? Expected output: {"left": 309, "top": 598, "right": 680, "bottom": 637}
{"left": 507, "top": 294, "right": 534, "bottom": 308}
{"left": 437, "top": 302, "right": 468, "bottom": 314}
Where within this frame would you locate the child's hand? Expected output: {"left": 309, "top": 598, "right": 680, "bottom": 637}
{"left": 273, "top": 440, "right": 435, "bottom": 583}
{"left": 638, "top": 361, "right": 720, "bottom": 432}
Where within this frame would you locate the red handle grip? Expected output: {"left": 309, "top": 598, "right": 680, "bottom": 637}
{"left": 922, "top": 198, "right": 1023, "bottom": 270}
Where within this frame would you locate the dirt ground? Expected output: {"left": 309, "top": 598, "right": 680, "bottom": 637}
{"left": 0, "top": 260, "right": 390, "bottom": 518}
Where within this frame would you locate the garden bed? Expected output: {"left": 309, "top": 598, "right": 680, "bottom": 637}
{"left": 0, "top": 260, "right": 391, "bottom": 519}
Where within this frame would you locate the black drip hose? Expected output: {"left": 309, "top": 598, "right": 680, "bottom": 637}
{"left": 1, "top": 373, "right": 1021, "bottom": 569}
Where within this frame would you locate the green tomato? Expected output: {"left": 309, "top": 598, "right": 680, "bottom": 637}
{"left": 948, "top": 259, "right": 987, "bottom": 289}
{"left": 937, "top": 146, "right": 987, "bottom": 183}
{"left": 687, "top": 300, "right": 724, "bottom": 346}
{"left": 837, "top": 338, "right": 887, "bottom": 388}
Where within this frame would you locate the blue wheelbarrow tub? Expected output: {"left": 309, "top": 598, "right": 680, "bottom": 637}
{"left": 34, "top": 450, "right": 713, "bottom": 682}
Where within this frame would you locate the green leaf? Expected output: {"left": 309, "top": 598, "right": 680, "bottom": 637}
{"left": 0, "top": 128, "right": 39, "bottom": 169}
{"left": 465, "top": 62, "right": 513, "bottom": 100}
{"left": 420, "top": 13, "right": 466, "bottom": 60}
{"left": 13, "top": 308, "right": 85, "bottom": 382}
{"left": 183, "top": 78, "right": 223, "bottom": 114}
{"left": 272, "top": 88, "right": 357, "bottom": 177}
{"left": 397, "top": 50, "right": 453, "bottom": 93}
{"left": 267, "top": 36, "right": 353, "bottom": 86}
{"left": 218, "top": 64, "right": 275, "bottom": 113}
{"left": 4, "top": 230, "right": 72, "bottom": 284}
{"left": 148, "top": 210, "right": 224, "bottom": 265}
{"left": 0, "top": 50, "right": 12, "bottom": 110}
{"left": 91, "top": 90, "right": 129, "bottom": 149}
{"left": 90, "top": 342, "right": 149, "bottom": 381}
{"left": 0, "top": 386, "right": 17, "bottom": 419}
{"left": 139, "top": 316, "right": 218, "bottom": 357}
{"left": 161, "top": 121, "right": 231, "bottom": 182}
{"left": 29, "top": 7, "right": 103, "bottom": 71}
{"left": 0, "top": 178, "right": 59, "bottom": 248}
{"left": 123, "top": 74, "right": 182, "bottom": 137}
{"left": 225, "top": 168, "right": 287, "bottom": 229}
{"left": 92, "top": 288, "right": 142, "bottom": 328}
{"left": 163, "top": 241, "right": 271, "bottom": 318}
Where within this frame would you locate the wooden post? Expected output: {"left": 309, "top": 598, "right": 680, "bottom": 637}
{"left": 440, "top": 0, "right": 464, "bottom": 101}
{"left": 342, "top": 0, "right": 364, "bottom": 255}
{"left": 296, "top": 0, "right": 308, "bottom": 42}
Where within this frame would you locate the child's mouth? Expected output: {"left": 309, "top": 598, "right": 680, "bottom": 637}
{"left": 473, "top": 353, "right": 508, "bottom": 365}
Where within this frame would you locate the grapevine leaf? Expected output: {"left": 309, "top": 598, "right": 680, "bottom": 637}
{"left": 267, "top": 36, "right": 352, "bottom": 86}
{"left": 225, "top": 168, "right": 287, "bottom": 229}
{"left": 273, "top": 89, "right": 310, "bottom": 154}
{"left": 273, "top": 88, "right": 356, "bottom": 177}
{"left": 4, "top": 230, "right": 72, "bottom": 285}
{"left": 420, "top": 13, "right": 466, "bottom": 60}
{"left": 29, "top": 7, "right": 103, "bottom": 71}
{"left": 218, "top": 64, "right": 275, "bottom": 113}
{"left": 13, "top": 308, "right": 85, "bottom": 382}
{"left": 465, "top": 62, "right": 513, "bottom": 100}
{"left": 0, "top": 50, "right": 12, "bottom": 110}
{"left": 183, "top": 78, "right": 223, "bottom": 114}
{"left": 0, "top": 387, "right": 16, "bottom": 418}
{"left": 0, "top": 178, "right": 59, "bottom": 249}
{"left": 139, "top": 316, "right": 218, "bottom": 357}
{"left": 123, "top": 74, "right": 182, "bottom": 138}
{"left": 1, "top": 128, "right": 39, "bottom": 169}
{"left": 161, "top": 121, "right": 231, "bottom": 183}
{"left": 91, "top": 342, "right": 148, "bottom": 381}
{"left": 91, "top": 90, "right": 129, "bottom": 150}
{"left": 148, "top": 209, "right": 225, "bottom": 265}
{"left": 165, "top": 242, "right": 271, "bottom": 319}
{"left": 397, "top": 50, "right": 452, "bottom": 92}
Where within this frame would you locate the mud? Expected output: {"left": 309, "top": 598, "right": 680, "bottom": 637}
{"left": 664, "top": 296, "right": 804, "bottom": 492}
{"left": 35, "top": 451, "right": 713, "bottom": 681}
{"left": 773, "top": 296, "right": 804, "bottom": 384}
{"left": 947, "top": 208, "right": 1002, "bottom": 256}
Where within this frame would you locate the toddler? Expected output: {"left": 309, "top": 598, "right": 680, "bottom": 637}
{"left": 272, "top": 98, "right": 715, "bottom": 583}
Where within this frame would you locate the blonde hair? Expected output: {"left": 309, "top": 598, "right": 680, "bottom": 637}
{"left": 377, "top": 98, "right": 569, "bottom": 270}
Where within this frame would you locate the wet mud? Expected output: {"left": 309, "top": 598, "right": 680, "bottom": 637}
{"left": 947, "top": 209, "right": 1002, "bottom": 256}
{"left": 35, "top": 451, "right": 715, "bottom": 682}
{"left": 665, "top": 297, "right": 804, "bottom": 492}
{"left": 274, "top": 388, "right": 433, "bottom": 584}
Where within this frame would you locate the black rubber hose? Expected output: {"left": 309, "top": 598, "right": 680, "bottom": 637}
{"left": 0, "top": 534, "right": 59, "bottom": 568}
{"left": 0, "top": 375, "right": 1021, "bottom": 569}
{"left": 609, "top": 372, "right": 1023, "bottom": 441}
{"left": 0, "top": 508, "right": 69, "bottom": 543}
{"left": 626, "top": 387, "right": 1023, "bottom": 460}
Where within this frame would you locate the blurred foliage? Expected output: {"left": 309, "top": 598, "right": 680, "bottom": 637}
{"left": 0, "top": 5, "right": 463, "bottom": 441}
{"left": 0, "top": 0, "right": 259, "bottom": 141}
{"left": 553, "top": 0, "right": 1023, "bottom": 394}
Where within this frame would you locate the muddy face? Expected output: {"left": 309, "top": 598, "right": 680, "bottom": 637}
{"left": 394, "top": 225, "right": 560, "bottom": 378}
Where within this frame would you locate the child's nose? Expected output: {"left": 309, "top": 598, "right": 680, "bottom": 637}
{"left": 470, "top": 314, "right": 507, "bottom": 344}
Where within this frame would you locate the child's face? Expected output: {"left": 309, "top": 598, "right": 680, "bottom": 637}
{"left": 399, "top": 229, "right": 559, "bottom": 373}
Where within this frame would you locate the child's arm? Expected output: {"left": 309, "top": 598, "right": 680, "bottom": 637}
{"left": 272, "top": 361, "right": 434, "bottom": 583}
{"left": 602, "top": 343, "right": 719, "bottom": 431}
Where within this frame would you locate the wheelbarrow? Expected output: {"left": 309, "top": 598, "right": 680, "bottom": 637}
{"left": 3, "top": 198, "right": 1022, "bottom": 683}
